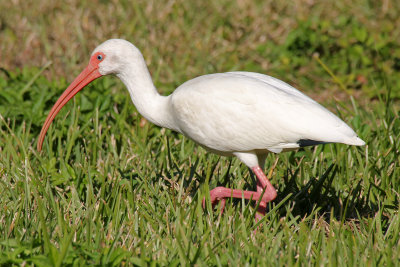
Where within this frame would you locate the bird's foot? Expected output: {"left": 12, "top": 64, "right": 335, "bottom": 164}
{"left": 202, "top": 188, "right": 227, "bottom": 214}
{"left": 255, "top": 202, "right": 267, "bottom": 222}
{"left": 202, "top": 186, "right": 276, "bottom": 218}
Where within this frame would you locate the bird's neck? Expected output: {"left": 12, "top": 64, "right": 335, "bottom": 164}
{"left": 117, "top": 59, "right": 178, "bottom": 131}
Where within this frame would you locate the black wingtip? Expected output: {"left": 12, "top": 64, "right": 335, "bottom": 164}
{"left": 297, "top": 139, "right": 329, "bottom": 147}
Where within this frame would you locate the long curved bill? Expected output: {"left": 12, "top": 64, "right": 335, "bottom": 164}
{"left": 37, "top": 64, "right": 102, "bottom": 151}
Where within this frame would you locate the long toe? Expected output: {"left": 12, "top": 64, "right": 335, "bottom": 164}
{"left": 255, "top": 202, "right": 267, "bottom": 222}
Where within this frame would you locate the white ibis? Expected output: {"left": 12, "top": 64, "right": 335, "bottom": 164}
{"left": 37, "top": 39, "right": 365, "bottom": 217}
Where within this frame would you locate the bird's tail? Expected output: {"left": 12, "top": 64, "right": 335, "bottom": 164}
{"left": 343, "top": 136, "right": 366, "bottom": 146}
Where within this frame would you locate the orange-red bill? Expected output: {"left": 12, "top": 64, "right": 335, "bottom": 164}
{"left": 37, "top": 63, "right": 102, "bottom": 151}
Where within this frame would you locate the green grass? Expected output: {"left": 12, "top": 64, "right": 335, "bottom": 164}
{"left": 1, "top": 0, "right": 400, "bottom": 265}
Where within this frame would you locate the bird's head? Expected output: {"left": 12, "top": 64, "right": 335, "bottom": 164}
{"left": 37, "top": 39, "right": 137, "bottom": 151}
{"left": 93, "top": 39, "right": 140, "bottom": 75}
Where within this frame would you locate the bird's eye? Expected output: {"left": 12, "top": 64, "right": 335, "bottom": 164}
{"left": 97, "top": 54, "right": 103, "bottom": 61}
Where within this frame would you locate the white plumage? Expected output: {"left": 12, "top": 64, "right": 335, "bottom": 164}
{"left": 38, "top": 39, "right": 365, "bottom": 217}
{"left": 171, "top": 72, "right": 364, "bottom": 155}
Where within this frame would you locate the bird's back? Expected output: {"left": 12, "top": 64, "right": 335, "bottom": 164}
{"left": 170, "top": 72, "right": 364, "bottom": 154}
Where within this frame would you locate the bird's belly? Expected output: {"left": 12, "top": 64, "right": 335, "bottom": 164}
{"left": 175, "top": 117, "right": 283, "bottom": 154}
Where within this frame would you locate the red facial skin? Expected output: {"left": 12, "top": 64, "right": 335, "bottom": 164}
{"left": 37, "top": 52, "right": 106, "bottom": 151}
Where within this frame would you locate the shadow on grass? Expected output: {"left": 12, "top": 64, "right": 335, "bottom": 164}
{"left": 200, "top": 160, "right": 388, "bottom": 223}
{"left": 278, "top": 163, "right": 372, "bottom": 220}
{"left": 260, "top": 163, "right": 394, "bottom": 224}
{"left": 117, "top": 152, "right": 392, "bottom": 225}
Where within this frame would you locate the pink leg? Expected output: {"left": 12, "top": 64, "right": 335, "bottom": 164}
{"left": 253, "top": 166, "right": 277, "bottom": 218}
{"left": 205, "top": 166, "right": 277, "bottom": 217}
{"left": 255, "top": 180, "right": 267, "bottom": 222}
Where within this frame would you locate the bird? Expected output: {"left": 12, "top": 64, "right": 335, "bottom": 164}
{"left": 37, "top": 39, "right": 365, "bottom": 217}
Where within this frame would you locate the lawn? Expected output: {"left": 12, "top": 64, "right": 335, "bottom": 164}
{"left": 0, "top": 0, "right": 399, "bottom": 265}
